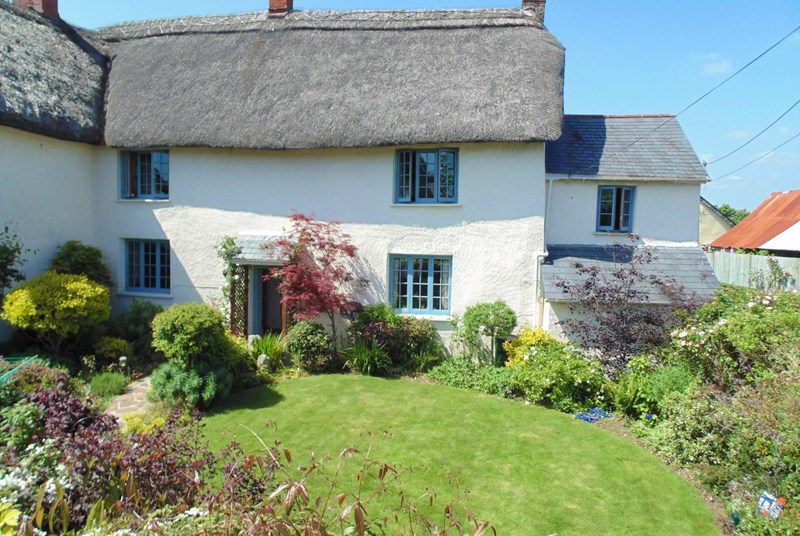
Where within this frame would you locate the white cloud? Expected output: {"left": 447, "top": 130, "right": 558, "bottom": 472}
{"left": 691, "top": 52, "right": 733, "bottom": 76}
{"left": 777, "top": 126, "right": 794, "bottom": 138}
{"left": 726, "top": 129, "right": 752, "bottom": 140}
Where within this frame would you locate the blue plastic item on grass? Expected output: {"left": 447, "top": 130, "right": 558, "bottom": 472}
{"left": 589, "top": 407, "right": 613, "bottom": 419}
{"left": 574, "top": 412, "right": 601, "bottom": 423}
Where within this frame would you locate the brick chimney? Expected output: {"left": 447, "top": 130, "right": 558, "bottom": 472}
{"left": 13, "top": 0, "right": 59, "bottom": 18}
{"left": 269, "top": 0, "right": 293, "bottom": 18}
{"left": 522, "top": 0, "right": 545, "bottom": 24}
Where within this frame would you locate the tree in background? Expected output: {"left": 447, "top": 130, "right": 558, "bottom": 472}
{"left": 0, "top": 223, "right": 31, "bottom": 302}
{"left": 267, "top": 213, "right": 368, "bottom": 354}
{"left": 717, "top": 203, "right": 750, "bottom": 225}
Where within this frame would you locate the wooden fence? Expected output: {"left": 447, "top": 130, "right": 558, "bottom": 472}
{"left": 706, "top": 250, "right": 799, "bottom": 290}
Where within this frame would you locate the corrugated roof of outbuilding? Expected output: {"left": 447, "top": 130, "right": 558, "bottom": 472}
{"left": 710, "top": 190, "right": 800, "bottom": 250}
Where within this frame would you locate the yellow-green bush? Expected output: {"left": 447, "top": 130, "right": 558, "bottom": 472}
{"left": 1, "top": 271, "right": 110, "bottom": 354}
{"left": 123, "top": 411, "right": 166, "bottom": 435}
{"left": 503, "top": 327, "right": 559, "bottom": 367}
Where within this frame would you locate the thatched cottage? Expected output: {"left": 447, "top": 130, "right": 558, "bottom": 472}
{"left": 0, "top": 0, "right": 717, "bottom": 340}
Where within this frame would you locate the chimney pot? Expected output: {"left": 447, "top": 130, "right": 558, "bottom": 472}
{"left": 269, "top": 0, "right": 293, "bottom": 17}
{"left": 13, "top": 0, "right": 59, "bottom": 18}
{"left": 522, "top": 0, "right": 545, "bottom": 24}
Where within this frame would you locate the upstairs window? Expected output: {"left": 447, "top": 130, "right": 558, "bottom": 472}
{"left": 395, "top": 149, "right": 458, "bottom": 204}
{"left": 390, "top": 255, "right": 451, "bottom": 315}
{"left": 597, "top": 186, "right": 634, "bottom": 232}
{"left": 121, "top": 150, "right": 169, "bottom": 199}
{"left": 125, "top": 239, "right": 170, "bottom": 294}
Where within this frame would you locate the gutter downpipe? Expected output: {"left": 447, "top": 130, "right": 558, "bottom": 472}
{"left": 535, "top": 175, "right": 555, "bottom": 328}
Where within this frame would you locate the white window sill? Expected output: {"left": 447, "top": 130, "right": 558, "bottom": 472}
{"left": 390, "top": 203, "right": 461, "bottom": 208}
{"left": 116, "top": 198, "right": 171, "bottom": 204}
{"left": 117, "top": 290, "right": 173, "bottom": 299}
{"left": 399, "top": 313, "right": 453, "bottom": 323}
{"left": 593, "top": 231, "right": 634, "bottom": 236}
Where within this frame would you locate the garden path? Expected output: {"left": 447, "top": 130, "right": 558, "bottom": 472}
{"left": 106, "top": 376, "right": 152, "bottom": 422}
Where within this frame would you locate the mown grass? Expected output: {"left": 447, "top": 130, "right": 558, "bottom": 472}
{"left": 204, "top": 375, "right": 720, "bottom": 535}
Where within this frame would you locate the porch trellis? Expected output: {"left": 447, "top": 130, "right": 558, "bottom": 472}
{"left": 230, "top": 265, "right": 249, "bottom": 336}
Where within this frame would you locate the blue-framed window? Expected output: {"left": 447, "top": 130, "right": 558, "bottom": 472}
{"left": 597, "top": 186, "right": 634, "bottom": 232}
{"left": 390, "top": 255, "right": 451, "bottom": 314}
{"left": 395, "top": 149, "right": 458, "bottom": 204}
{"left": 121, "top": 150, "right": 169, "bottom": 199}
{"left": 125, "top": 239, "right": 170, "bottom": 293}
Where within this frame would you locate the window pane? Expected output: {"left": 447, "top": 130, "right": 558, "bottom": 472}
{"left": 153, "top": 151, "right": 169, "bottom": 197}
{"left": 127, "top": 240, "right": 140, "bottom": 289}
{"left": 143, "top": 241, "right": 157, "bottom": 288}
{"left": 160, "top": 242, "right": 171, "bottom": 290}
{"left": 416, "top": 152, "right": 437, "bottom": 201}
{"left": 620, "top": 188, "right": 632, "bottom": 230}
{"left": 412, "top": 258, "right": 429, "bottom": 310}
{"left": 138, "top": 153, "right": 152, "bottom": 196}
{"left": 438, "top": 150, "right": 456, "bottom": 201}
{"left": 432, "top": 258, "right": 450, "bottom": 311}
{"left": 397, "top": 151, "right": 413, "bottom": 202}
{"left": 392, "top": 258, "right": 408, "bottom": 309}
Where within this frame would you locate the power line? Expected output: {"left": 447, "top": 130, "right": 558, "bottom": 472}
{"left": 711, "top": 132, "right": 800, "bottom": 182}
{"left": 569, "top": 23, "right": 800, "bottom": 176}
{"left": 705, "top": 97, "right": 800, "bottom": 166}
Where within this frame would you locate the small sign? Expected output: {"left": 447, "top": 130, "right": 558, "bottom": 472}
{"left": 758, "top": 491, "right": 784, "bottom": 519}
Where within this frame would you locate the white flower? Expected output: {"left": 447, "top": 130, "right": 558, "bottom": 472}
{"left": 678, "top": 331, "right": 688, "bottom": 338}
{"left": 747, "top": 302, "right": 756, "bottom": 308}
{"left": 762, "top": 299, "right": 770, "bottom": 305}
{"left": 718, "top": 319, "right": 728, "bottom": 326}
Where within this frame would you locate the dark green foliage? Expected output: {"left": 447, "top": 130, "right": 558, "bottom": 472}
{"left": 151, "top": 303, "right": 230, "bottom": 368}
{"left": 0, "top": 222, "right": 30, "bottom": 301}
{"left": 149, "top": 361, "right": 232, "bottom": 409}
{"left": 0, "top": 401, "right": 42, "bottom": 448}
{"left": 717, "top": 203, "right": 750, "bottom": 225}
{"left": 90, "top": 372, "right": 128, "bottom": 398}
{"left": 50, "top": 240, "right": 113, "bottom": 287}
{"left": 458, "top": 300, "right": 517, "bottom": 364}
{"left": 92, "top": 336, "right": 131, "bottom": 368}
{"left": 250, "top": 332, "right": 289, "bottom": 372}
{"left": 427, "top": 358, "right": 513, "bottom": 397}
{"left": 286, "top": 321, "right": 334, "bottom": 373}
{"left": 344, "top": 339, "right": 391, "bottom": 376}
{"left": 109, "top": 298, "right": 164, "bottom": 362}
{"left": 347, "top": 304, "right": 443, "bottom": 376}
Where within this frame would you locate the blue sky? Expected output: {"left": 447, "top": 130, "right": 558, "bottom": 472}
{"left": 59, "top": 0, "right": 800, "bottom": 211}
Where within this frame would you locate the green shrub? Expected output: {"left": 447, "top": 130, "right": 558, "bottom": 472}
{"left": 50, "top": 240, "right": 113, "bottom": 288}
{"left": 227, "top": 334, "right": 268, "bottom": 390}
{"left": 151, "top": 303, "right": 230, "bottom": 368}
{"left": 251, "top": 332, "right": 289, "bottom": 372}
{"left": 149, "top": 361, "right": 232, "bottom": 409}
{"left": 348, "top": 305, "right": 443, "bottom": 375}
{"left": 428, "top": 358, "right": 513, "bottom": 397}
{"left": 608, "top": 358, "right": 698, "bottom": 419}
{"left": 90, "top": 372, "right": 128, "bottom": 398}
{"left": 109, "top": 298, "right": 163, "bottom": 361}
{"left": 122, "top": 411, "right": 166, "bottom": 435}
{"left": 641, "top": 386, "right": 736, "bottom": 466}
{"left": 456, "top": 300, "right": 517, "bottom": 364}
{"left": 286, "top": 321, "right": 333, "bottom": 373}
{"left": 666, "top": 287, "right": 800, "bottom": 389}
{"left": 8, "top": 361, "right": 72, "bottom": 393}
{"left": 344, "top": 339, "right": 391, "bottom": 376}
{"left": 507, "top": 342, "right": 605, "bottom": 413}
{"left": 1, "top": 271, "right": 111, "bottom": 355}
{"left": 0, "top": 401, "right": 42, "bottom": 448}
{"left": 93, "top": 336, "right": 131, "bottom": 368}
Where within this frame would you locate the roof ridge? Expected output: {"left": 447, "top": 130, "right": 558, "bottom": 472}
{"left": 565, "top": 114, "right": 676, "bottom": 119}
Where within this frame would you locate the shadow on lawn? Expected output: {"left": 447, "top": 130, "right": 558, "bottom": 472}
{"left": 211, "top": 383, "right": 285, "bottom": 415}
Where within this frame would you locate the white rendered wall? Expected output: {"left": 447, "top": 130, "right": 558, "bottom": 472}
{"left": 545, "top": 178, "right": 701, "bottom": 246}
{"left": 91, "top": 142, "right": 547, "bottom": 331}
{"left": 0, "top": 127, "right": 98, "bottom": 340}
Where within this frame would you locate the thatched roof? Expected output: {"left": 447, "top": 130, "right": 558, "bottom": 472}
{"left": 546, "top": 115, "right": 708, "bottom": 182}
{"left": 0, "top": 2, "right": 106, "bottom": 144}
{"left": 98, "top": 9, "right": 564, "bottom": 150}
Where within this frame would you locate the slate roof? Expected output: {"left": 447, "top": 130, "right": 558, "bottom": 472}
{"left": 711, "top": 190, "right": 800, "bottom": 251}
{"left": 231, "top": 236, "right": 283, "bottom": 265}
{"left": 542, "top": 244, "right": 719, "bottom": 304}
{"left": 545, "top": 115, "right": 708, "bottom": 181}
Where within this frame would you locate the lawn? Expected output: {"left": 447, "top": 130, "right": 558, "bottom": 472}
{"left": 204, "top": 375, "right": 720, "bottom": 535}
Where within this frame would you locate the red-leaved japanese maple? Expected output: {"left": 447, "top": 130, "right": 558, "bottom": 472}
{"left": 267, "top": 212, "right": 368, "bottom": 353}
